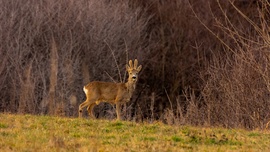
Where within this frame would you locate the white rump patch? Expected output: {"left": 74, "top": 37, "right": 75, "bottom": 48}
{"left": 83, "top": 86, "right": 88, "bottom": 94}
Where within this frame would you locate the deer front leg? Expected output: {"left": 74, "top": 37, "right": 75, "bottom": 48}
{"left": 115, "top": 102, "right": 121, "bottom": 120}
{"left": 79, "top": 100, "right": 90, "bottom": 118}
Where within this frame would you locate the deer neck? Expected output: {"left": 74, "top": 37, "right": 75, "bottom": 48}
{"left": 125, "top": 79, "right": 136, "bottom": 97}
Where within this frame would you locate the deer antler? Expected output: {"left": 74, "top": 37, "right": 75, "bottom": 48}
{"left": 134, "top": 59, "right": 138, "bottom": 69}
{"left": 129, "top": 60, "right": 133, "bottom": 69}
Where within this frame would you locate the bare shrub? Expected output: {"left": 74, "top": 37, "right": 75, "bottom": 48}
{"left": 0, "top": 0, "right": 269, "bottom": 129}
{"left": 0, "top": 0, "right": 150, "bottom": 117}
{"left": 197, "top": 0, "right": 270, "bottom": 129}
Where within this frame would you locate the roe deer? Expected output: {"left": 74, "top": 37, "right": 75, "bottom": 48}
{"left": 79, "top": 59, "right": 142, "bottom": 120}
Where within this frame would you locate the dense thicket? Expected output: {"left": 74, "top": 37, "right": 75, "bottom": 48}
{"left": 0, "top": 0, "right": 269, "bottom": 129}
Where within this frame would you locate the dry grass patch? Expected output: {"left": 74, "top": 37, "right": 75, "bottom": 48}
{"left": 0, "top": 114, "right": 269, "bottom": 151}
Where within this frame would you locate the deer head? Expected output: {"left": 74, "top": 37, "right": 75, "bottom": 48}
{"left": 126, "top": 59, "right": 142, "bottom": 83}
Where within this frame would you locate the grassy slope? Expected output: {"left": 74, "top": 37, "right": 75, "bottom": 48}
{"left": 0, "top": 114, "right": 269, "bottom": 152}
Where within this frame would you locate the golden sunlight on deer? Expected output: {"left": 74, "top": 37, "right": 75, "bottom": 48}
{"left": 78, "top": 59, "right": 142, "bottom": 120}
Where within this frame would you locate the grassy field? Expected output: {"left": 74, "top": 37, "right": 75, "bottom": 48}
{"left": 0, "top": 114, "right": 269, "bottom": 152}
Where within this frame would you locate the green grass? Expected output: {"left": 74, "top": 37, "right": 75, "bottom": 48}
{"left": 0, "top": 114, "right": 269, "bottom": 151}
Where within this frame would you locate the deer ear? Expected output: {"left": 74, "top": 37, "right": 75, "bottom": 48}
{"left": 137, "top": 65, "right": 142, "bottom": 72}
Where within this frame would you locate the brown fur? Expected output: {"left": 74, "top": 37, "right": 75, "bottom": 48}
{"left": 79, "top": 59, "right": 142, "bottom": 120}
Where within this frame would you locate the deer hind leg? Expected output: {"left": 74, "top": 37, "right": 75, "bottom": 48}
{"left": 87, "top": 103, "right": 97, "bottom": 119}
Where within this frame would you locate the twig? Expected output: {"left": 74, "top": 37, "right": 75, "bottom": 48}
{"left": 104, "top": 40, "right": 122, "bottom": 82}
{"left": 164, "top": 88, "right": 173, "bottom": 111}
{"left": 104, "top": 71, "right": 116, "bottom": 83}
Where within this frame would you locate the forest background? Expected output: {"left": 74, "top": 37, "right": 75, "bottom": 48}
{"left": 0, "top": 0, "right": 269, "bottom": 130}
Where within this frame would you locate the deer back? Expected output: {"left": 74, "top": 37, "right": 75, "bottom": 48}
{"left": 84, "top": 81, "right": 130, "bottom": 103}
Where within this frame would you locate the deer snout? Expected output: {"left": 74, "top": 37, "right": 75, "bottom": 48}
{"left": 132, "top": 75, "right": 137, "bottom": 79}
